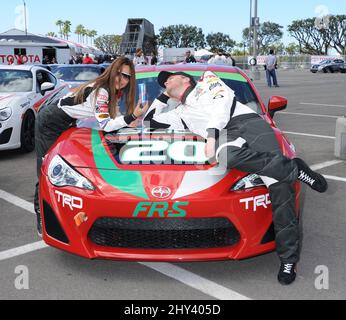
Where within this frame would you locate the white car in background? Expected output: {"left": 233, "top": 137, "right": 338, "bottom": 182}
{"left": 0, "top": 65, "right": 65, "bottom": 152}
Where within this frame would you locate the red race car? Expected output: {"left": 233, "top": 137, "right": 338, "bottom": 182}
{"left": 39, "top": 64, "right": 301, "bottom": 262}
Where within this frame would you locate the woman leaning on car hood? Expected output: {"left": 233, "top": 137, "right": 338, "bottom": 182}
{"left": 33, "top": 56, "right": 150, "bottom": 237}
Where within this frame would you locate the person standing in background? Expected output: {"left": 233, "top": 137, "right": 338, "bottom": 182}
{"left": 265, "top": 49, "right": 279, "bottom": 88}
{"left": 83, "top": 53, "right": 94, "bottom": 64}
{"left": 133, "top": 48, "right": 146, "bottom": 66}
{"left": 184, "top": 50, "right": 196, "bottom": 63}
{"left": 151, "top": 52, "right": 158, "bottom": 65}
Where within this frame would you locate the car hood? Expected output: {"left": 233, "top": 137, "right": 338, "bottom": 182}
{"left": 0, "top": 93, "right": 27, "bottom": 108}
{"left": 46, "top": 128, "right": 235, "bottom": 200}
{"left": 52, "top": 128, "right": 213, "bottom": 169}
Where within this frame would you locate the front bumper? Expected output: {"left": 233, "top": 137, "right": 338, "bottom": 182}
{"left": 39, "top": 172, "right": 300, "bottom": 262}
{"left": 0, "top": 117, "right": 20, "bottom": 151}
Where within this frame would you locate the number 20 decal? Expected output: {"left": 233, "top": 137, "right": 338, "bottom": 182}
{"left": 121, "top": 140, "right": 208, "bottom": 164}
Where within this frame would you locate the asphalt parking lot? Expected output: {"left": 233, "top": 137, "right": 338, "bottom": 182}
{"left": 0, "top": 69, "right": 345, "bottom": 301}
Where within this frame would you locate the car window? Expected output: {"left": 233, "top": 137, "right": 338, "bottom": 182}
{"left": 0, "top": 70, "right": 33, "bottom": 93}
{"left": 320, "top": 60, "right": 331, "bottom": 65}
{"left": 36, "top": 71, "right": 56, "bottom": 85}
{"left": 54, "top": 67, "right": 101, "bottom": 82}
{"left": 134, "top": 71, "right": 262, "bottom": 115}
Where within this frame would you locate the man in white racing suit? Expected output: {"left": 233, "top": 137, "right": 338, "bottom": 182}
{"left": 143, "top": 70, "right": 328, "bottom": 285}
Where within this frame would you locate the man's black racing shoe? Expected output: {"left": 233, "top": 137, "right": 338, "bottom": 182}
{"left": 278, "top": 263, "right": 297, "bottom": 286}
{"left": 294, "top": 158, "right": 328, "bottom": 193}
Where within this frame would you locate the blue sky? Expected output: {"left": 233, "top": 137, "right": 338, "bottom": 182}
{"left": 1, "top": 0, "right": 345, "bottom": 45}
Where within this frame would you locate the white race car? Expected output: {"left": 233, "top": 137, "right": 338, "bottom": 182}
{"left": 0, "top": 65, "right": 65, "bottom": 152}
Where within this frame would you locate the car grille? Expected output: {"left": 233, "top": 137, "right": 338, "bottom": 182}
{"left": 0, "top": 128, "right": 13, "bottom": 145}
{"left": 88, "top": 218, "right": 241, "bottom": 249}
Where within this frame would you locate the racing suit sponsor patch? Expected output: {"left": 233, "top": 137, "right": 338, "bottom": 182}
{"left": 97, "top": 113, "right": 110, "bottom": 119}
{"left": 96, "top": 104, "right": 109, "bottom": 113}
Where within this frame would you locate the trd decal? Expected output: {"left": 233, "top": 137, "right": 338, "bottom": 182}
{"left": 55, "top": 191, "right": 83, "bottom": 211}
{"left": 240, "top": 194, "right": 271, "bottom": 212}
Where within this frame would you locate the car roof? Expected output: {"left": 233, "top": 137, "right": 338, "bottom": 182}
{"left": 0, "top": 64, "right": 51, "bottom": 72}
{"left": 55, "top": 64, "right": 104, "bottom": 69}
{"left": 136, "top": 63, "right": 242, "bottom": 75}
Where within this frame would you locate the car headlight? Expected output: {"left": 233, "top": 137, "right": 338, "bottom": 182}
{"left": 48, "top": 155, "right": 95, "bottom": 190}
{"left": 0, "top": 107, "right": 12, "bottom": 121}
{"left": 231, "top": 174, "right": 265, "bottom": 191}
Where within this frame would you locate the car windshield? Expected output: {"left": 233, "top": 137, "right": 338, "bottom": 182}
{"left": 0, "top": 70, "right": 33, "bottom": 93}
{"left": 54, "top": 67, "right": 101, "bottom": 82}
{"left": 134, "top": 71, "right": 262, "bottom": 114}
{"left": 320, "top": 60, "right": 331, "bottom": 65}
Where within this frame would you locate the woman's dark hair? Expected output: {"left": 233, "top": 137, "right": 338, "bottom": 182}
{"left": 74, "top": 57, "right": 136, "bottom": 118}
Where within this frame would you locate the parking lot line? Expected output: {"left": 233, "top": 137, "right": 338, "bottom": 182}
{"left": 0, "top": 241, "right": 48, "bottom": 262}
{"left": 280, "top": 112, "right": 339, "bottom": 119}
{"left": 300, "top": 102, "right": 346, "bottom": 108}
{"left": 311, "top": 160, "right": 344, "bottom": 171}
{"left": 140, "top": 262, "right": 251, "bottom": 300}
{"left": 323, "top": 175, "right": 346, "bottom": 183}
{"left": 284, "top": 132, "right": 335, "bottom": 140}
{"left": 0, "top": 189, "right": 34, "bottom": 214}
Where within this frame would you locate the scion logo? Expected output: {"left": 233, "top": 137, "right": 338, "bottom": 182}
{"left": 240, "top": 194, "right": 271, "bottom": 212}
{"left": 151, "top": 186, "right": 172, "bottom": 199}
{"left": 55, "top": 191, "right": 83, "bottom": 211}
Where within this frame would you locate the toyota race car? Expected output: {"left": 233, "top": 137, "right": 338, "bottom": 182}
{"left": 0, "top": 65, "right": 65, "bottom": 152}
{"left": 39, "top": 64, "right": 301, "bottom": 262}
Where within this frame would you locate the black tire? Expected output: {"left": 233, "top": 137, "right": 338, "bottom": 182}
{"left": 20, "top": 111, "right": 36, "bottom": 153}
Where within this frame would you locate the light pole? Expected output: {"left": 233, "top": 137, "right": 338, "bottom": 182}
{"left": 252, "top": 0, "right": 260, "bottom": 80}
{"left": 249, "top": 0, "right": 252, "bottom": 56}
{"left": 23, "top": 0, "right": 27, "bottom": 36}
{"left": 342, "top": 19, "right": 346, "bottom": 59}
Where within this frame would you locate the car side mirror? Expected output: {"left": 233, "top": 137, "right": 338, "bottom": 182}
{"left": 41, "top": 82, "right": 55, "bottom": 95}
{"left": 268, "top": 96, "right": 288, "bottom": 118}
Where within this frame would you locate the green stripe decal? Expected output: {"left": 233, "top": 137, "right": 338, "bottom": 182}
{"left": 136, "top": 71, "right": 247, "bottom": 82}
{"left": 92, "top": 130, "right": 149, "bottom": 200}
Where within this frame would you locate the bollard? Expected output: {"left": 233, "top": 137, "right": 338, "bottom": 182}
{"left": 335, "top": 117, "right": 346, "bottom": 160}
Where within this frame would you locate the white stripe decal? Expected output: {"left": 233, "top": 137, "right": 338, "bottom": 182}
{"left": 216, "top": 137, "right": 247, "bottom": 162}
{"left": 260, "top": 176, "right": 279, "bottom": 187}
{"left": 172, "top": 168, "right": 228, "bottom": 200}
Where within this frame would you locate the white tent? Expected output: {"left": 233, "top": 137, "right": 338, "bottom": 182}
{"left": 194, "top": 49, "right": 213, "bottom": 57}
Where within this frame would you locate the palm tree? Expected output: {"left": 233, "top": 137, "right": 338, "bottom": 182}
{"left": 89, "top": 30, "right": 98, "bottom": 46}
{"left": 63, "top": 20, "right": 72, "bottom": 40}
{"left": 46, "top": 32, "right": 58, "bottom": 38}
{"left": 56, "top": 20, "right": 64, "bottom": 38}
{"left": 81, "top": 28, "right": 88, "bottom": 44}
{"left": 75, "top": 24, "right": 85, "bottom": 43}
